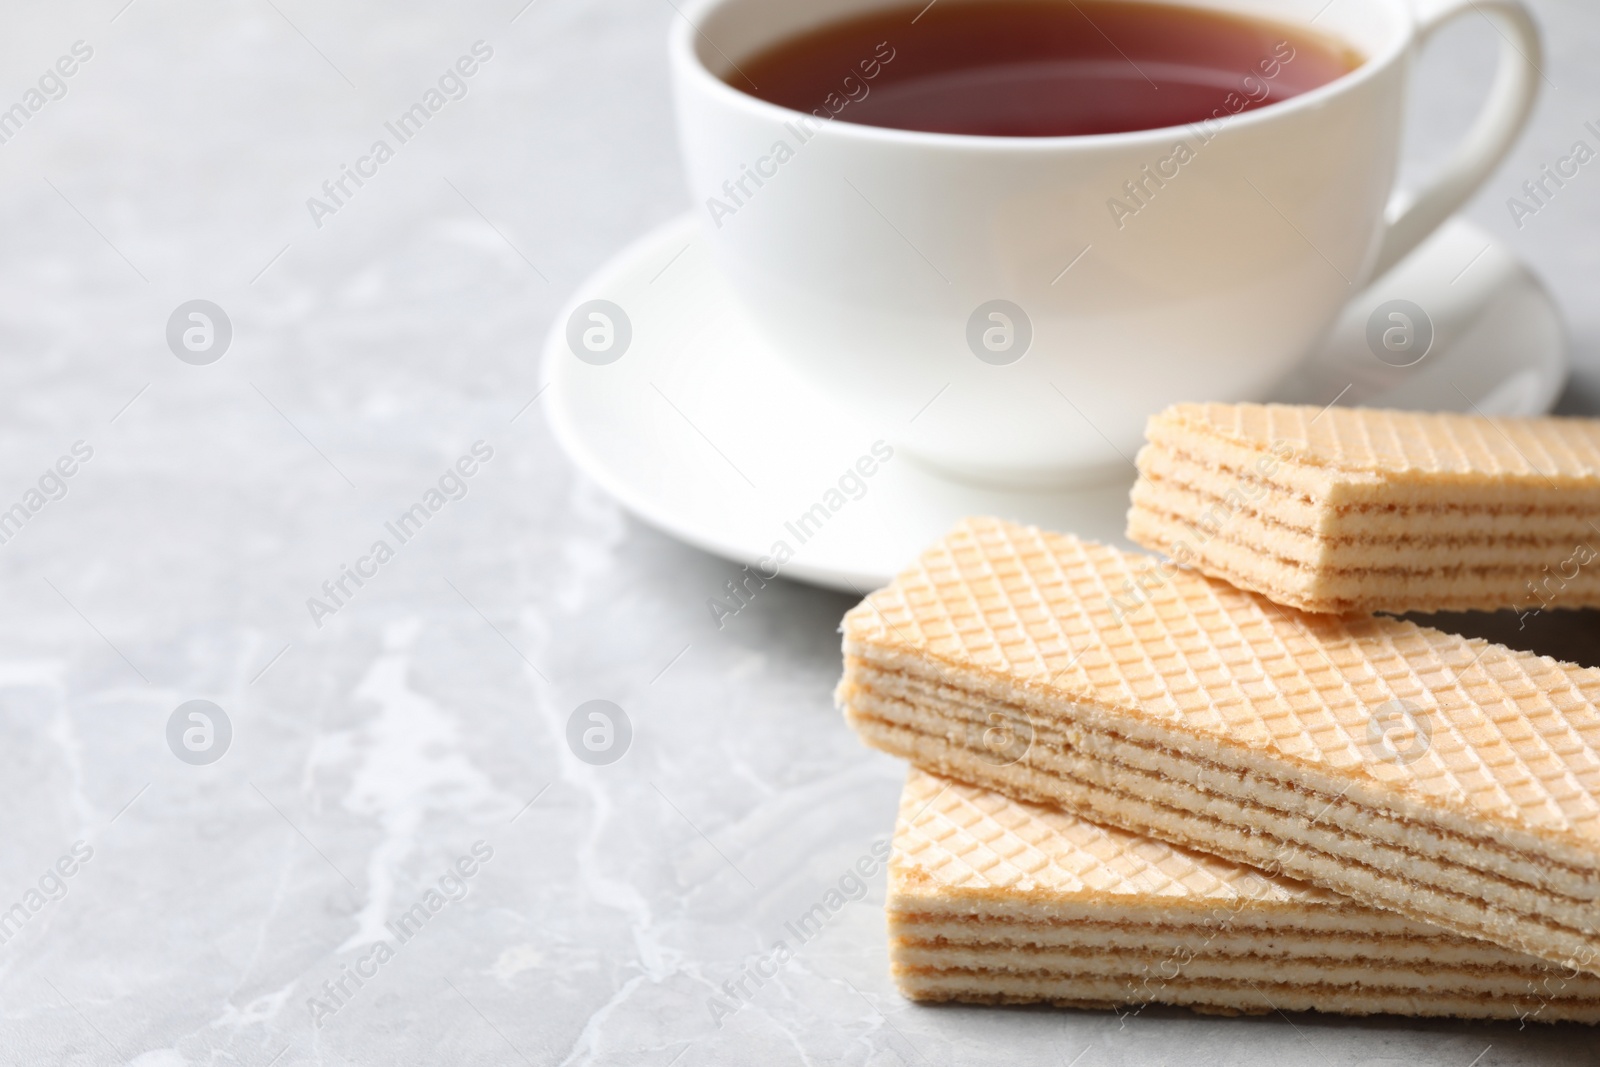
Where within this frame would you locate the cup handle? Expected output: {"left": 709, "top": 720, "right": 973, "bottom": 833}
{"left": 1367, "top": 0, "right": 1542, "bottom": 279}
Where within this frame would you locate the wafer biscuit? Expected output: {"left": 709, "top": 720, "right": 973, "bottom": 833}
{"left": 1125, "top": 402, "right": 1600, "bottom": 613}
{"left": 838, "top": 517, "right": 1600, "bottom": 974}
{"left": 891, "top": 768, "right": 1600, "bottom": 1022}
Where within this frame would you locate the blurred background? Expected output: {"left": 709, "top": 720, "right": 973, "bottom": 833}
{"left": 0, "top": 1, "right": 1596, "bottom": 1063}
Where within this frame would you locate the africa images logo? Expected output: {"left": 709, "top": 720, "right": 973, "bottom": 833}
{"left": 566, "top": 700, "right": 631, "bottom": 766}
{"left": 966, "top": 300, "right": 1031, "bottom": 365}
{"left": 703, "top": 41, "right": 897, "bottom": 229}
{"left": 1364, "top": 699, "right": 1433, "bottom": 766}
{"left": 305, "top": 42, "right": 494, "bottom": 229}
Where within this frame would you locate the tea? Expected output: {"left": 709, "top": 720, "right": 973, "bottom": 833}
{"left": 734, "top": 0, "right": 1362, "bottom": 137}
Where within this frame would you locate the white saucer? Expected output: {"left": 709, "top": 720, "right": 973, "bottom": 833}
{"left": 544, "top": 214, "right": 1566, "bottom": 592}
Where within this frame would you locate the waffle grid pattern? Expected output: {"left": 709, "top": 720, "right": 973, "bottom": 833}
{"left": 845, "top": 518, "right": 1600, "bottom": 848}
{"left": 1163, "top": 403, "right": 1600, "bottom": 480}
{"left": 895, "top": 769, "right": 1307, "bottom": 904}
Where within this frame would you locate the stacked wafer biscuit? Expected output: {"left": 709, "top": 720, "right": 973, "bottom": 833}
{"left": 891, "top": 768, "right": 1600, "bottom": 1022}
{"left": 839, "top": 405, "right": 1600, "bottom": 1022}
{"left": 1127, "top": 403, "right": 1600, "bottom": 614}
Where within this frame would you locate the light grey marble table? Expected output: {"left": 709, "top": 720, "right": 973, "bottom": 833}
{"left": 2, "top": 1, "right": 1599, "bottom": 1064}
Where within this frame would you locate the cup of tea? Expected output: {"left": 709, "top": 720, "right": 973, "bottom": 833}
{"left": 669, "top": 0, "right": 1540, "bottom": 486}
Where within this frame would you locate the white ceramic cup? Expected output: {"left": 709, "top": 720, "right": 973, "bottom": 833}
{"left": 669, "top": 0, "right": 1541, "bottom": 486}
